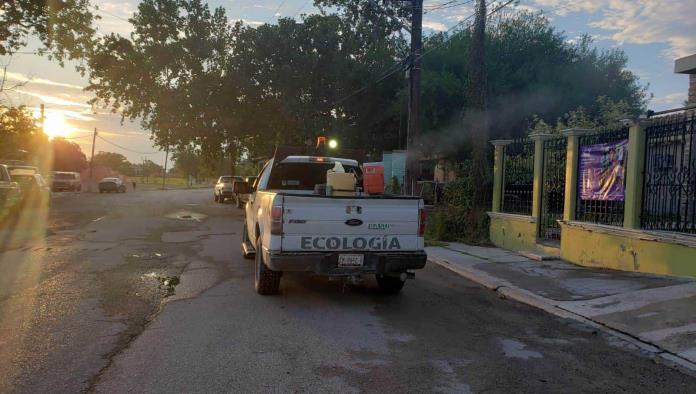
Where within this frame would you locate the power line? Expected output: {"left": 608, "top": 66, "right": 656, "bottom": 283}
{"left": 59, "top": 133, "right": 95, "bottom": 140}
{"left": 328, "top": 0, "right": 515, "bottom": 108}
{"left": 425, "top": 0, "right": 475, "bottom": 14}
{"left": 294, "top": 0, "right": 313, "bottom": 18}
{"left": 93, "top": 6, "right": 130, "bottom": 22}
{"left": 425, "top": 0, "right": 460, "bottom": 9}
{"left": 265, "top": 0, "right": 289, "bottom": 24}
{"left": 421, "top": 0, "right": 516, "bottom": 57}
{"left": 97, "top": 134, "right": 160, "bottom": 155}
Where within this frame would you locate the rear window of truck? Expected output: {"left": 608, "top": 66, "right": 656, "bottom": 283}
{"left": 268, "top": 162, "right": 362, "bottom": 191}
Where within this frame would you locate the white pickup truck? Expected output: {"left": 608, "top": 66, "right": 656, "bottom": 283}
{"left": 236, "top": 155, "right": 427, "bottom": 295}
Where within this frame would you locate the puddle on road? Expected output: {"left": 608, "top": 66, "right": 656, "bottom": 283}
{"left": 499, "top": 338, "right": 543, "bottom": 360}
{"left": 164, "top": 210, "right": 207, "bottom": 222}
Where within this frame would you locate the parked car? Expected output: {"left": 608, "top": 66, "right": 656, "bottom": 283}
{"left": 51, "top": 171, "right": 82, "bottom": 192}
{"left": 99, "top": 177, "right": 127, "bottom": 193}
{"left": 231, "top": 176, "right": 258, "bottom": 208}
{"left": 214, "top": 175, "right": 243, "bottom": 203}
{"left": 6, "top": 164, "right": 39, "bottom": 175}
{"left": 10, "top": 171, "right": 50, "bottom": 207}
{"left": 0, "top": 164, "right": 22, "bottom": 220}
{"left": 240, "top": 153, "right": 427, "bottom": 295}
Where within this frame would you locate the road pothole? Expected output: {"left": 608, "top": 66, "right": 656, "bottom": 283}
{"left": 164, "top": 210, "right": 207, "bottom": 222}
{"left": 142, "top": 272, "right": 181, "bottom": 295}
{"left": 130, "top": 252, "right": 167, "bottom": 260}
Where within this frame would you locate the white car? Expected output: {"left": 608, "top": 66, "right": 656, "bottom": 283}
{"left": 99, "top": 177, "right": 126, "bottom": 193}
{"left": 214, "top": 175, "right": 243, "bottom": 203}
{"left": 51, "top": 171, "right": 82, "bottom": 192}
{"left": 240, "top": 154, "right": 427, "bottom": 295}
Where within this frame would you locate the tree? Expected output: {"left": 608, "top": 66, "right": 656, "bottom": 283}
{"left": 86, "top": 0, "right": 236, "bottom": 165}
{"left": 0, "top": 105, "right": 48, "bottom": 165}
{"left": 0, "top": 0, "right": 97, "bottom": 65}
{"left": 418, "top": 11, "right": 647, "bottom": 155}
{"left": 51, "top": 138, "right": 88, "bottom": 171}
{"left": 92, "top": 151, "right": 133, "bottom": 175}
{"left": 86, "top": 0, "right": 407, "bottom": 167}
{"left": 171, "top": 145, "right": 200, "bottom": 183}
{"left": 133, "top": 159, "right": 164, "bottom": 178}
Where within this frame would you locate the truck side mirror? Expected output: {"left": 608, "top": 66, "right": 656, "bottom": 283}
{"left": 233, "top": 181, "right": 251, "bottom": 194}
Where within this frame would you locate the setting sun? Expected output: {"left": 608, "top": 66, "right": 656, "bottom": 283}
{"left": 42, "top": 112, "right": 71, "bottom": 140}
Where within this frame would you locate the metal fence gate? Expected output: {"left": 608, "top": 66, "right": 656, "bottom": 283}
{"left": 539, "top": 136, "right": 567, "bottom": 242}
{"left": 642, "top": 112, "right": 696, "bottom": 233}
{"left": 501, "top": 138, "right": 535, "bottom": 215}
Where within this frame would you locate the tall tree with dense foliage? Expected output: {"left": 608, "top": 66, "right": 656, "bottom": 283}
{"left": 418, "top": 11, "right": 647, "bottom": 156}
{"left": 87, "top": 0, "right": 236, "bottom": 168}
{"left": 51, "top": 139, "right": 88, "bottom": 172}
{"left": 0, "top": 0, "right": 96, "bottom": 65}
{"left": 92, "top": 151, "right": 133, "bottom": 175}
{"left": 85, "top": 2, "right": 647, "bottom": 185}
{"left": 0, "top": 105, "right": 48, "bottom": 163}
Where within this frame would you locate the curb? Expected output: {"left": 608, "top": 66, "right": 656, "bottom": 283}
{"left": 427, "top": 256, "right": 696, "bottom": 377}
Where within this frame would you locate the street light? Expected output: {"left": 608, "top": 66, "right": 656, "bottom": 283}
{"left": 328, "top": 139, "right": 338, "bottom": 149}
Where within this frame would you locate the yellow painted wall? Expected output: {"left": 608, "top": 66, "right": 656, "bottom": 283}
{"left": 489, "top": 216, "right": 538, "bottom": 252}
{"left": 560, "top": 224, "right": 696, "bottom": 278}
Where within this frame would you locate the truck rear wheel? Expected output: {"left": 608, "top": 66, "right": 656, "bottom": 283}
{"left": 255, "top": 239, "right": 281, "bottom": 295}
{"left": 376, "top": 274, "right": 405, "bottom": 294}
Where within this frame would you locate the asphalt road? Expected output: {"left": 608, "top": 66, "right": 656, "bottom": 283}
{"left": 1, "top": 189, "right": 695, "bottom": 393}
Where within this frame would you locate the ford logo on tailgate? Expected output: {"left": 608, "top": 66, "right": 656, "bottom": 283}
{"left": 345, "top": 219, "right": 363, "bottom": 226}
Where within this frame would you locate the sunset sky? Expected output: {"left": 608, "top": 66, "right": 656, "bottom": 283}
{"left": 2, "top": 0, "right": 694, "bottom": 165}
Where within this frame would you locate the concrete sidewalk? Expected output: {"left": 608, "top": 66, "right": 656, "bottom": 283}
{"left": 426, "top": 243, "right": 696, "bottom": 373}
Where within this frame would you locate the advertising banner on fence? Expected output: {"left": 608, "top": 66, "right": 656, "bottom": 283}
{"left": 579, "top": 139, "right": 628, "bottom": 201}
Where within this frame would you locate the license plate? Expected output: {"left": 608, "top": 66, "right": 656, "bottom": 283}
{"left": 338, "top": 254, "right": 364, "bottom": 267}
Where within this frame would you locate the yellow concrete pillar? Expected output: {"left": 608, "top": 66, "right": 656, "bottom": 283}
{"left": 490, "top": 140, "right": 512, "bottom": 212}
{"left": 561, "top": 128, "right": 593, "bottom": 222}
{"left": 624, "top": 120, "right": 649, "bottom": 229}
{"left": 529, "top": 133, "right": 552, "bottom": 223}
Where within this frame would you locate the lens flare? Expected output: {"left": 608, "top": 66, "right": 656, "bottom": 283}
{"left": 43, "top": 112, "right": 71, "bottom": 140}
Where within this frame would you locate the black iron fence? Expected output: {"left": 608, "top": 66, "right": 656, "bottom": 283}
{"left": 539, "top": 136, "right": 567, "bottom": 241}
{"left": 576, "top": 126, "right": 630, "bottom": 226}
{"left": 642, "top": 112, "right": 696, "bottom": 233}
{"left": 501, "top": 138, "right": 534, "bottom": 215}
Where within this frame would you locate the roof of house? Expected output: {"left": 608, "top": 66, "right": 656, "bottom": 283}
{"left": 675, "top": 54, "right": 696, "bottom": 74}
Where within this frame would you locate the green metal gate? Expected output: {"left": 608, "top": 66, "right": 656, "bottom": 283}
{"left": 539, "top": 136, "right": 567, "bottom": 242}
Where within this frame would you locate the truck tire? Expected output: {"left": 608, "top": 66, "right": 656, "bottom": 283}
{"left": 376, "top": 274, "right": 405, "bottom": 294}
{"left": 214, "top": 193, "right": 219, "bottom": 202}
{"left": 254, "top": 238, "right": 281, "bottom": 295}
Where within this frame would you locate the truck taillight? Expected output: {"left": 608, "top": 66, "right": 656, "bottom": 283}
{"left": 271, "top": 205, "right": 283, "bottom": 235}
{"left": 419, "top": 208, "right": 426, "bottom": 237}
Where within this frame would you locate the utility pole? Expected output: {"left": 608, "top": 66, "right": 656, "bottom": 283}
{"left": 40, "top": 104, "right": 45, "bottom": 134}
{"left": 162, "top": 144, "right": 169, "bottom": 190}
{"left": 469, "top": 0, "right": 489, "bottom": 207}
{"left": 89, "top": 127, "right": 97, "bottom": 192}
{"left": 405, "top": 0, "right": 423, "bottom": 195}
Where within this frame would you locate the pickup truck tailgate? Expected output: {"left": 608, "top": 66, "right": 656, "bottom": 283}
{"left": 280, "top": 195, "right": 423, "bottom": 252}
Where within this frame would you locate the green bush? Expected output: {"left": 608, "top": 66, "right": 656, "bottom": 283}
{"left": 388, "top": 176, "right": 400, "bottom": 194}
{"left": 420, "top": 182, "right": 435, "bottom": 205}
{"left": 425, "top": 164, "right": 490, "bottom": 245}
